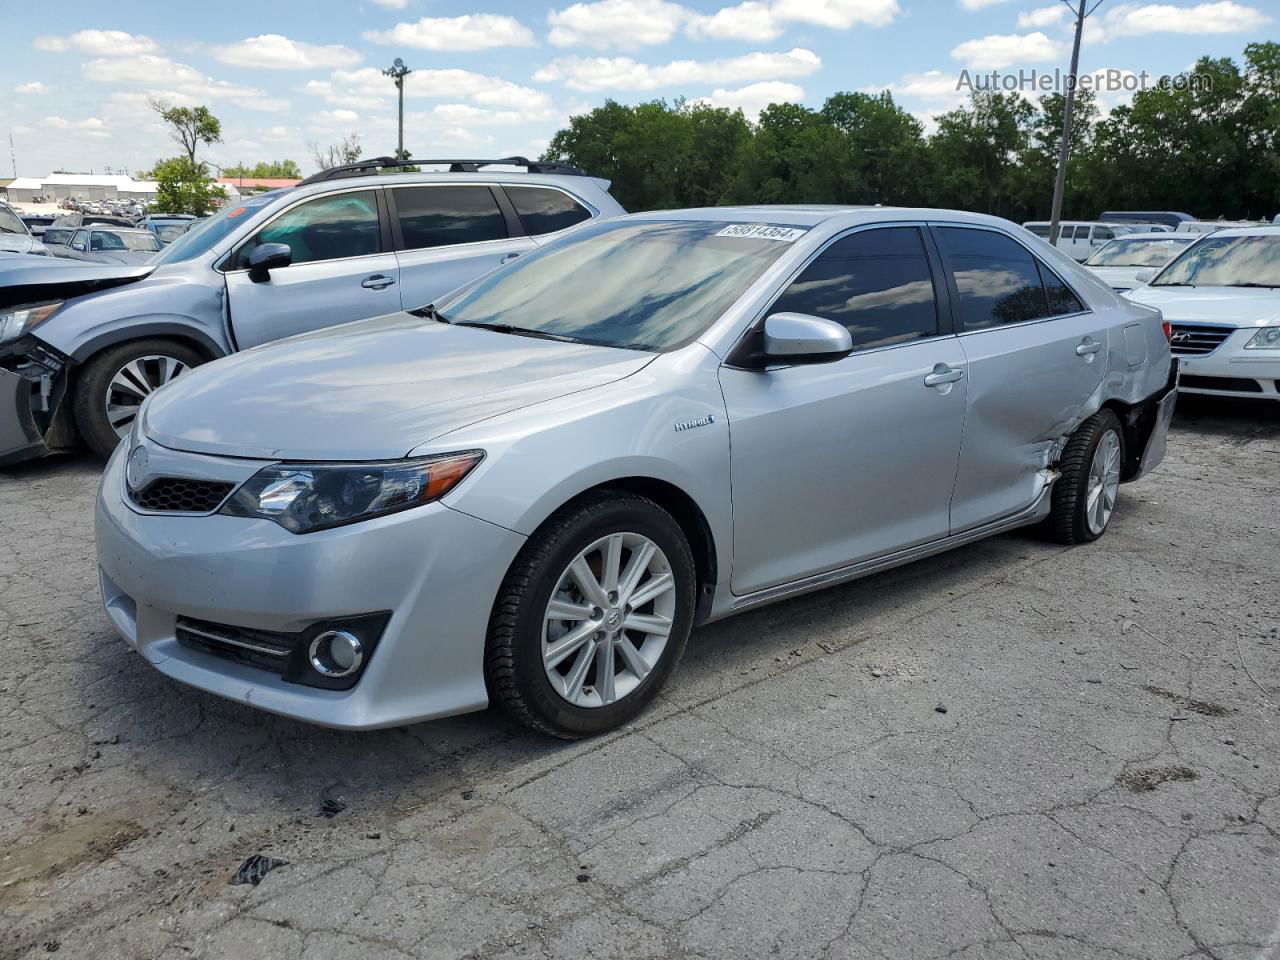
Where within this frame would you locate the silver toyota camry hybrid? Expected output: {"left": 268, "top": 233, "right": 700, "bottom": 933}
{"left": 96, "top": 206, "right": 1178, "bottom": 738}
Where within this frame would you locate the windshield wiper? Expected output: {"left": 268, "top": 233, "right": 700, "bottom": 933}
{"left": 408, "top": 303, "right": 450, "bottom": 323}
{"left": 1155, "top": 281, "right": 1195, "bottom": 287}
{"left": 1228, "top": 282, "right": 1280, "bottom": 288}
{"left": 454, "top": 321, "right": 583, "bottom": 343}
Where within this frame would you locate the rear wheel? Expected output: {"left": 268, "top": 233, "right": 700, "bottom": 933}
{"left": 485, "top": 493, "right": 696, "bottom": 739}
{"left": 73, "top": 339, "right": 204, "bottom": 458}
{"left": 1047, "top": 409, "right": 1125, "bottom": 544}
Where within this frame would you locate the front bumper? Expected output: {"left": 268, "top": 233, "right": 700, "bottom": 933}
{"left": 1176, "top": 329, "right": 1280, "bottom": 399}
{"left": 0, "top": 339, "right": 72, "bottom": 466}
{"left": 95, "top": 443, "right": 527, "bottom": 729}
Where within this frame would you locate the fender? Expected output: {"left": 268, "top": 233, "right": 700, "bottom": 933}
{"left": 69, "top": 319, "right": 227, "bottom": 364}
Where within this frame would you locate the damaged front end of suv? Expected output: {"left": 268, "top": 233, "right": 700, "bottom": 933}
{"left": 0, "top": 258, "right": 153, "bottom": 465}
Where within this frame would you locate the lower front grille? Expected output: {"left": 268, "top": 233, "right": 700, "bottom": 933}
{"left": 176, "top": 617, "right": 300, "bottom": 674}
{"left": 1169, "top": 324, "right": 1233, "bottom": 356}
{"left": 1181, "top": 375, "right": 1264, "bottom": 393}
{"left": 131, "top": 477, "right": 234, "bottom": 513}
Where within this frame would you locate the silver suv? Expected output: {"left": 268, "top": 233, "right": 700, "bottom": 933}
{"left": 95, "top": 207, "right": 1178, "bottom": 738}
{"left": 0, "top": 157, "right": 623, "bottom": 463}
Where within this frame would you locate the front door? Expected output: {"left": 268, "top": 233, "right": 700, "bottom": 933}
{"left": 931, "top": 224, "right": 1109, "bottom": 531}
{"left": 225, "top": 189, "right": 401, "bottom": 349}
{"left": 719, "top": 225, "right": 968, "bottom": 596}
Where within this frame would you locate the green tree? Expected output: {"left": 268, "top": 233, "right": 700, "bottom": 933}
{"left": 724, "top": 102, "right": 849, "bottom": 204}
{"left": 151, "top": 157, "right": 227, "bottom": 216}
{"left": 220, "top": 159, "right": 303, "bottom": 179}
{"left": 927, "top": 91, "right": 1034, "bottom": 220}
{"left": 148, "top": 99, "right": 222, "bottom": 163}
{"left": 820, "top": 91, "right": 930, "bottom": 205}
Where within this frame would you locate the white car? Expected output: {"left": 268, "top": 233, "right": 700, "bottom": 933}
{"left": 1174, "top": 220, "right": 1266, "bottom": 235}
{"left": 1126, "top": 226, "right": 1280, "bottom": 400}
{"left": 1023, "top": 221, "right": 1143, "bottom": 262}
{"left": 1083, "top": 232, "right": 1198, "bottom": 292}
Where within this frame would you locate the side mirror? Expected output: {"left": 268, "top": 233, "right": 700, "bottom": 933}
{"left": 1134, "top": 269, "right": 1156, "bottom": 284}
{"left": 247, "top": 242, "right": 292, "bottom": 283}
{"left": 762, "top": 313, "right": 853, "bottom": 363}
{"left": 71, "top": 242, "right": 85, "bottom": 251}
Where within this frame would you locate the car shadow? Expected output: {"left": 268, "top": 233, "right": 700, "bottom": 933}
{"left": 1171, "top": 393, "right": 1280, "bottom": 440}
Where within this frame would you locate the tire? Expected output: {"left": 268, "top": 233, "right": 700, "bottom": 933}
{"left": 485, "top": 492, "right": 696, "bottom": 739}
{"left": 1046, "top": 409, "right": 1125, "bottom": 545}
{"left": 73, "top": 339, "right": 205, "bottom": 458}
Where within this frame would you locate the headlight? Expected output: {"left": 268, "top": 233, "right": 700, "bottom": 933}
{"left": 0, "top": 301, "right": 63, "bottom": 345}
{"left": 1244, "top": 326, "right": 1280, "bottom": 350}
{"left": 219, "top": 451, "right": 484, "bottom": 533}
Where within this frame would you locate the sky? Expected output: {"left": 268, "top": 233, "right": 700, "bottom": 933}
{"left": 1, "top": 0, "right": 1274, "bottom": 178}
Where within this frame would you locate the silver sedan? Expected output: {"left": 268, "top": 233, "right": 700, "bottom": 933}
{"left": 96, "top": 206, "right": 1177, "bottom": 737}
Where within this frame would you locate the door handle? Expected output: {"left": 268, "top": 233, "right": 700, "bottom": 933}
{"left": 361, "top": 274, "right": 395, "bottom": 290}
{"left": 500, "top": 252, "right": 520, "bottom": 264}
{"left": 1075, "top": 339, "right": 1102, "bottom": 356}
{"left": 924, "top": 364, "right": 964, "bottom": 388}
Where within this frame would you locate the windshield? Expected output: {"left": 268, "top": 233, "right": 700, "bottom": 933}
{"left": 154, "top": 224, "right": 187, "bottom": 242}
{"left": 92, "top": 230, "right": 161, "bottom": 252}
{"left": 0, "top": 207, "right": 27, "bottom": 236}
{"left": 438, "top": 219, "right": 799, "bottom": 352}
{"left": 1086, "top": 237, "right": 1193, "bottom": 268}
{"left": 42, "top": 227, "right": 74, "bottom": 245}
{"left": 1153, "top": 234, "right": 1280, "bottom": 287}
{"left": 150, "top": 192, "right": 284, "bottom": 265}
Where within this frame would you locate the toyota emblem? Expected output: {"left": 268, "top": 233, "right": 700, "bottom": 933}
{"left": 126, "top": 445, "right": 150, "bottom": 490}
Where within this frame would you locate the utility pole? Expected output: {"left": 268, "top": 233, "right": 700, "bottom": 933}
{"left": 382, "top": 58, "right": 412, "bottom": 164}
{"left": 1048, "top": 0, "right": 1106, "bottom": 247}
{"left": 9, "top": 131, "right": 17, "bottom": 178}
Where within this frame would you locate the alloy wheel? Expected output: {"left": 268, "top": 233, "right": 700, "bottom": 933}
{"left": 542, "top": 532, "right": 676, "bottom": 708}
{"left": 1086, "top": 429, "right": 1122, "bottom": 535}
{"left": 104, "top": 355, "right": 189, "bottom": 437}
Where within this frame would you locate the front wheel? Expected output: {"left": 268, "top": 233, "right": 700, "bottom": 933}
{"left": 1046, "top": 409, "right": 1125, "bottom": 544}
{"left": 73, "top": 339, "right": 205, "bottom": 458}
{"left": 485, "top": 492, "right": 696, "bottom": 739}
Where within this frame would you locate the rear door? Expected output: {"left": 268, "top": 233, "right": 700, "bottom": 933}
{"left": 224, "top": 188, "right": 400, "bottom": 349}
{"left": 719, "top": 224, "right": 968, "bottom": 594}
{"left": 388, "top": 184, "right": 535, "bottom": 310}
{"left": 932, "top": 224, "right": 1108, "bottom": 531}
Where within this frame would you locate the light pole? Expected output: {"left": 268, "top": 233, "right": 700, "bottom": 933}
{"left": 382, "top": 58, "right": 412, "bottom": 163}
{"left": 1048, "top": 0, "right": 1106, "bottom": 248}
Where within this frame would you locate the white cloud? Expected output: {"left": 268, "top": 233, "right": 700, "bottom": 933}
{"left": 950, "top": 31, "right": 1064, "bottom": 68}
{"left": 687, "top": 2, "right": 782, "bottom": 41}
{"left": 534, "top": 46, "right": 821, "bottom": 91}
{"left": 549, "top": 0, "right": 687, "bottom": 49}
{"left": 364, "top": 14, "right": 536, "bottom": 51}
{"left": 885, "top": 70, "right": 967, "bottom": 101}
{"left": 958, "top": 0, "right": 1013, "bottom": 9}
{"left": 210, "top": 34, "right": 362, "bottom": 70}
{"left": 371, "top": 0, "right": 410, "bottom": 7}
{"left": 698, "top": 80, "right": 803, "bottom": 120}
{"left": 83, "top": 55, "right": 290, "bottom": 113}
{"left": 1017, "top": 5, "right": 1067, "bottom": 28}
{"left": 1087, "top": 1, "right": 1271, "bottom": 41}
{"left": 39, "top": 116, "right": 109, "bottom": 136}
{"left": 14, "top": 81, "right": 50, "bottom": 94}
{"left": 305, "top": 66, "right": 553, "bottom": 116}
{"left": 33, "top": 29, "right": 159, "bottom": 56}
{"left": 769, "top": 0, "right": 898, "bottom": 29}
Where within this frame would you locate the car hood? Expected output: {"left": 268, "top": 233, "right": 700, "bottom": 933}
{"left": 143, "top": 313, "right": 655, "bottom": 460}
{"left": 1124, "top": 285, "right": 1280, "bottom": 326}
{"left": 0, "top": 234, "right": 39, "bottom": 255}
{"left": 84, "top": 250, "right": 157, "bottom": 265}
{"left": 1085, "top": 265, "right": 1148, "bottom": 288}
{"left": 0, "top": 255, "right": 154, "bottom": 308}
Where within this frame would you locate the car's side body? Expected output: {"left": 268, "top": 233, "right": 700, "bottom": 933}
{"left": 1023, "top": 220, "right": 1144, "bottom": 262}
{"left": 0, "top": 164, "right": 624, "bottom": 464}
{"left": 95, "top": 206, "right": 1176, "bottom": 730}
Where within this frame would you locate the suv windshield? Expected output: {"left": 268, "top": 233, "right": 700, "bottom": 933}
{"left": 0, "top": 207, "right": 27, "bottom": 235}
{"left": 1086, "top": 236, "right": 1193, "bottom": 268}
{"left": 437, "top": 219, "right": 799, "bottom": 352}
{"left": 150, "top": 192, "right": 285, "bottom": 265}
{"left": 93, "top": 230, "right": 161, "bottom": 252}
{"left": 1153, "top": 234, "right": 1280, "bottom": 287}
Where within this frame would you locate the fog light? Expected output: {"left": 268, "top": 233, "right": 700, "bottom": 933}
{"left": 308, "top": 630, "right": 364, "bottom": 678}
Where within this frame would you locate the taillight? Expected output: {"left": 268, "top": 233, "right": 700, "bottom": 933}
{"left": 1161, "top": 320, "right": 1172, "bottom": 342}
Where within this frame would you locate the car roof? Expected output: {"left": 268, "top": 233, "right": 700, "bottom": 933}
{"left": 1196, "top": 225, "right": 1280, "bottom": 238}
{"left": 285, "top": 169, "right": 610, "bottom": 204}
{"left": 1104, "top": 231, "right": 1197, "bottom": 241}
{"left": 623, "top": 205, "right": 1024, "bottom": 230}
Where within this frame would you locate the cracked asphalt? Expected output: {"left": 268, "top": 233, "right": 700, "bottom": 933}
{"left": 2, "top": 395, "right": 1278, "bottom": 960}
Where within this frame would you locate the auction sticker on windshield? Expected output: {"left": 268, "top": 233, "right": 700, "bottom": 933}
{"left": 716, "top": 224, "right": 807, "bottom": 242}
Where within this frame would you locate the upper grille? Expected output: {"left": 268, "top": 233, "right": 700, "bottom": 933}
{"left": 1168, "top": 323, "right": 1233, "bottom": 356}
{"left": 131, "top": 477, "right": 234, "bottom": 513}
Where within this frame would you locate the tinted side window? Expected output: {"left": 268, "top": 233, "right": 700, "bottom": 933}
{"left": 1026, "top": 224, "right": 1050, "bottom": 238}
{"left": 770, "top": 227, "right": 939, "bottom": 351}
{"left": 393, "top": 186, "right": 506, "bottom": 250}
{"left": 1094, "top": 226, "right": 1114, "bottom": 241}
{"left": 935, "top": 227, "right": 1049, "bottom": 330}
{"left": 1039, "top": 263, "right": 1085, "bottom": 315}
{"left": 504, "top": 186, "right": 591, "bottom": 235}
{"left": 243, "top": 191, "right": 380, "bottom": 266}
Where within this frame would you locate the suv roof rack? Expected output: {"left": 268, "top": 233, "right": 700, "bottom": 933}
{"left": 297, "top": 155, "right": 588, "bottom": 186}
